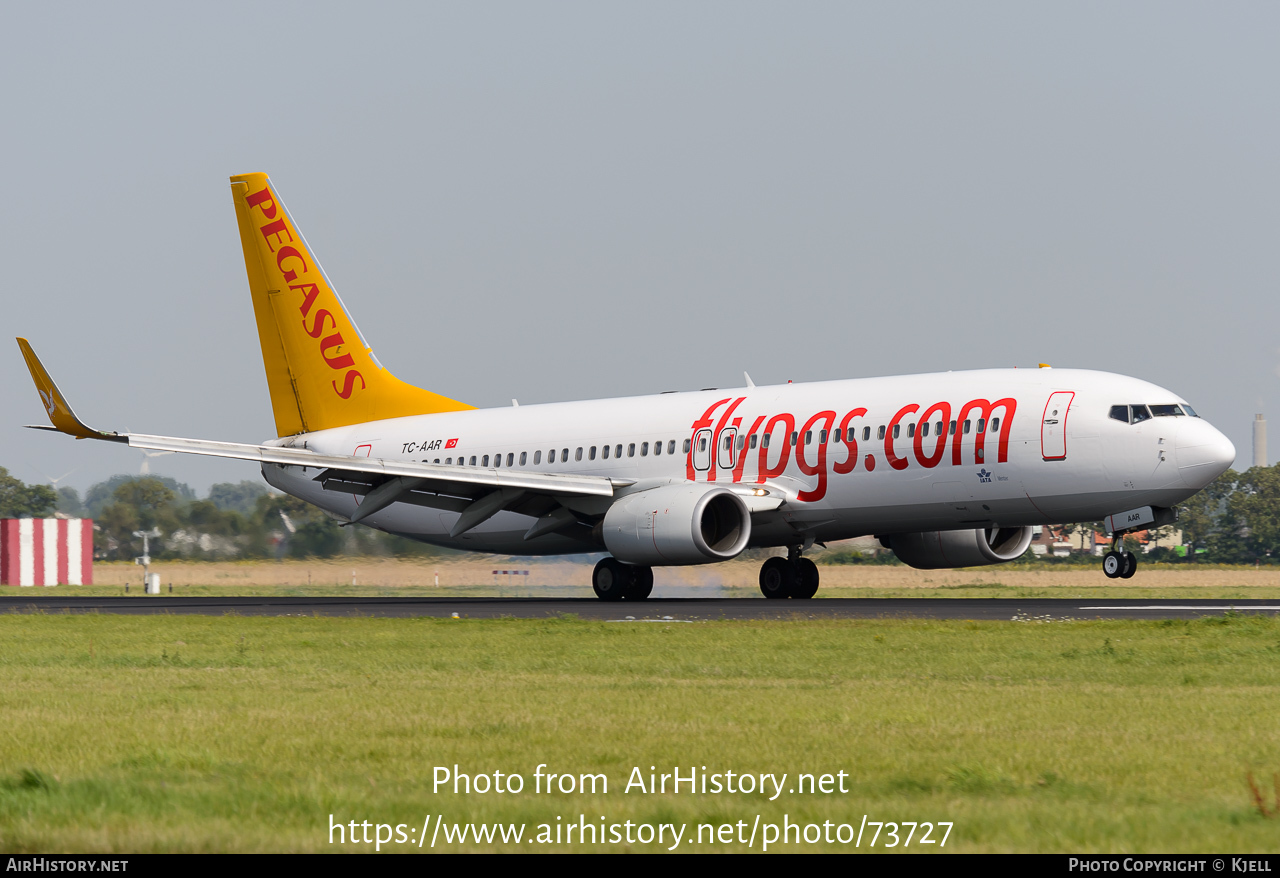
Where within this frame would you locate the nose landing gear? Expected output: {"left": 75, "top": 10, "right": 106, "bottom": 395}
{"left": 1102, "top": 535, "right": 1138, "bottom": 580}
{"left": 759, "top": 546, "right": 820, "bottom": 599}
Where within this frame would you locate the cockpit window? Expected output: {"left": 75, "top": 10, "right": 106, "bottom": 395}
{"left": 1109, "top": 405, "right": 1129, "bottom": 423}
{"left": 1130, "top": 405, "right": 1152, "bottom": 424}
{"left": 1150, "top": 404, "right": 1184, "bottom": 417}
{"left": 1182, "top": 404, "right": 1199, "bottom": 418}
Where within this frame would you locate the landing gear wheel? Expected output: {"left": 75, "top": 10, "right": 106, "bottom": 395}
{"left": 592, "top": 558, "right": 628, "bottom": 601}
{"left": 626, "top": 566, "right": 654, "bottom": 600}
{"left": 792, "top": 558, "right": 820, "bottom": 599}
{"left": 759, "top": 557, "right": 795, "bottom": 599}
{"left": 1120, "top": 552, "right": 1138, "bottom": 579}
{"left": 1102, "top": 551, "right": 1124, "bottom": 579}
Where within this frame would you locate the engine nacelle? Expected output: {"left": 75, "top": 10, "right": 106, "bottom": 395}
{"left": 883, "top": 526, "right": 1034, "bottom": 569}
{"left": 602, "top": 484, "right": 752, "bottom": 566}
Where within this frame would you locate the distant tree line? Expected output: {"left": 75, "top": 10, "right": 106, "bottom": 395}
{"left": 1, "top": 467, "right": 442, "bottom": 561}
{"left": 3, "top": 463, "right": 1278, "bottom": 564}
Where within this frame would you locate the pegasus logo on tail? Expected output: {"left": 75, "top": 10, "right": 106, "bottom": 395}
{"left": 39, "top": 387, "right": 57, "bottom": 416}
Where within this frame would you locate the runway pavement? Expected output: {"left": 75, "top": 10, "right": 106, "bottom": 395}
{"left": 3, "top": 595, "right": 1280, "bottom": 620}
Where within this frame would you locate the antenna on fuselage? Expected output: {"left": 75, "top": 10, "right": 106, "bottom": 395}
{"left": 744, "top": 372, "right": 755, "bottom": 389}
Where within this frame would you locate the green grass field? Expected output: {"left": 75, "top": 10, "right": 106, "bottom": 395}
{"left": 2, "top": 613, "right": 1279, "bottom": 852}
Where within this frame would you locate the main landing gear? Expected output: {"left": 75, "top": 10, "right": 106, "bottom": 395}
{"left": 1102, "top": 534, "right": 1138, "bottom": 580}
{"left": 759, "top": 546, "right": 820, "bottom": 599}
{"left": 592, "top": 557, "right": 654, "bottom": 601}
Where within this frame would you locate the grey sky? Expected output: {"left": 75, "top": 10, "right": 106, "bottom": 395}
{"left": 3, "top": 2, "right": 1276, "bottom": 496}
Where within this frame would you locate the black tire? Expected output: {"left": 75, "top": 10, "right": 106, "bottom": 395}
{"left": 592, "top": 558, "right": 628, "bottom": 601}
{"left": 1120, "top": 552, "right": 1138, "bottom": 579}
{"left": 1102, "top": 551, "right": 1124, "bottom": 579}
{"left": 792, "top": 557, "right": 820, "bottom": 599}
{"left": 759, "top": 556, "right": 794, "bottom": 599}
{"left": 626, "top": 566, "right": 654, "bottom": 600}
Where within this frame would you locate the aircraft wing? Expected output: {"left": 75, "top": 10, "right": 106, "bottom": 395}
{"left": 16, "top": 339, "right": 620, "bottom": 532}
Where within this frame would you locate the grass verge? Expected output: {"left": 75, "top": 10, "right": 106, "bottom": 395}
{"left": 1, "top": 614, "right": 1279, "bottom": 852}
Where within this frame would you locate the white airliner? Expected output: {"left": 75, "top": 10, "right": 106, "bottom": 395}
{"left": 17, "top": 173, "right": 1236, "bottom": 600}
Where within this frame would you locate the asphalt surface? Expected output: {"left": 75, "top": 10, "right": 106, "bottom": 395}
{"left": 3, "top": 595, "right": 1280, "bottom": 620}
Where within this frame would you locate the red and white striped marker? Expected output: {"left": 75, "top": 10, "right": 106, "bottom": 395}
{"left": 0, "top": 519, "right": 93, "bottom": 586}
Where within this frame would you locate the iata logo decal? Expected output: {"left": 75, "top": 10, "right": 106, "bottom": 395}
{"left": 977, "top": 468, "right": 992, "bottom": 483}
{"left": 245, "top": 184, "right": 366, "bottom": 401}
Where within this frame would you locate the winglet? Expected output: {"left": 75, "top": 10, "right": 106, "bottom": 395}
{"left": 15, "top": 338, "right": 120, "bottom": 440}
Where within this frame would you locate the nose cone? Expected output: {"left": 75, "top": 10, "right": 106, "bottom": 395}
{"left": 1176, "top": 418, "right": 1236, "bottom": 489}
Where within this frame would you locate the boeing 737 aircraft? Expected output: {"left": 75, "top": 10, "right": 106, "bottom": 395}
{"left": 17, "top": 173, "right": 1236, "bottom": 599}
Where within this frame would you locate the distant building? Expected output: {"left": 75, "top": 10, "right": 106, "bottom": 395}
{"left": 1254, "top": 414, "right": 1267, "bottom": 468}
{"left": 0, "top": 519, "right": 93, "bottom": 586}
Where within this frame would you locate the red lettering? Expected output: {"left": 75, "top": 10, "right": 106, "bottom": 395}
{"left": 304, "top": 309, "right": 336, "bottom": 339}
{"left": 707, "top": 397, "right": 746, "bottom": 482}
{"left": 953, "top": 398, "right": 1017, "bottom": 465}
{"left": 259, "top": 219, "right": 294, "bottom": 253}
{"left": 796, "top": 411, "right": 837, "bottom": 501}
{"left": 320, "top": 333, "right": 355, "bottom": 370}
{"left": 913, "top": 401, "right": 951, "bottom": 468}
{"left": 833, "top": 407, "right": 867, "bottom": 475}
{"left": 276, "top": 245, "right": 308, "bottom": 282}
{"left": 290, "top": 283, "right": 321, "bottom": 317}
{"left": 333, "top": 370, "right": 366, "bottom": 399}
{"left": 757, "top": 413, "right": 795, "bottom": 483}
{"left": 245, "top": 186, "right": 278, "bottom": 219}
{"left": 885, "top": 404, "right": 920, "bottom": 471}
{"left": 732, "top": 415, "right": 766, "bottom": 483}
{"left": 687, "top": 398, "right": 731, "bottom": 480}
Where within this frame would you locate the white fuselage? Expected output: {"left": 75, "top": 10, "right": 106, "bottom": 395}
{"left": 261, "top": 367, "right": 1235, "bottom": 558}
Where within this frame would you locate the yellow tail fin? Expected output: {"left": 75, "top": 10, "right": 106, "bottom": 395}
{"left": 230, "top": 172, "right": 472, "bottom": 436}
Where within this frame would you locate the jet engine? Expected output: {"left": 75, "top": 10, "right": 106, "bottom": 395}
{"left": 601, "top": 484, "right": 752, "bottom": 566}
{"left": 881, "top": 526, "right": 1034, "bottom": 569}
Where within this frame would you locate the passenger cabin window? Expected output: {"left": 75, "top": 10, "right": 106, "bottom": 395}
{"left": 963, "top": 420, "right": 971, "bottom": 434}
{"left": 991, "top": 417, "right": 1000, "bottom": 432}
{"left": 641, "top": 442, "right": 649, "bottom": 456}
{"left": 669, "top": 440, "right": 677, "bottom": 455}
{"left": 948, "top": 421, "right": 956, "bottom": 435}
{"left": 977, "top": 418, "right": 986, "bottom": 433}
{"left": 614, "top": 444, "right": 621, "bottom": 459}
{"left": 820, "top": 429, "right": 828, "bottom": 444}
{"left": 892, "top": 424, "right": 900, "bottom": 439}
{"left": 576, "top": 448, "right": 583, "bottom": 461}
{"left": 790, "top": 432, "right": 798, "bottom": 446}
{"left": 737, "top": 434, "right": 745, "bottom": 450}
{"left": 589, "top": 446, "right": 597, "bottom": 460}
{"left": 469, "top": 456, "right": 477, "bottom": 465}
{"left": 683, "top": 439, "right": 691, "bottom": 454}
{"left": 520, "top": 452, "right": 527, "bottom": 465}
{"left": 564, "top": 448, "right": 570, "bottom": 461}
{"left": 762, "top": 433, "right": 771, "bottom": 449}
{"left": 534, "top": 450, "right": 541, "bottom": 464}
{"left": 507, "top": 453, "right": 514, "bottom": 467}
{"left": 724, "top": 435, "right": 733, "bottom": 450}
{"left": 922, "top": 422, "right": 930, "bottom": 437}
{"left": 834, "top": 428, "right": 842, "bottom": 443}
{"left": 877, "top": 426, "right": 886, "bottom": 440}
{"left": 862, "top": 426, "right": 871, "bottom": 441}
{"left": 907, "top": 423, "right": 915, "bottom": 438}
{"left": 805, "top": 431, "right": 812, "bottom": 445}
{"left": 445, "top": 457, "right": 452, "bottom": 465}
{"left": 602, "top": 445, "right": 610, "bottom": 459}
{"left": 653, "top": 441, "right": 662, "bottom": 456}
{"left": 749, "top": 434, "right": 757, "bottom": 449}
{"left": 628, "top": 443, "right": 636, "bottom": 457}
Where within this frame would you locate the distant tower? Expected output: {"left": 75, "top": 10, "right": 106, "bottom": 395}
{"left": 1254, "top": 414, "right": 1268, "bottom": 468}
